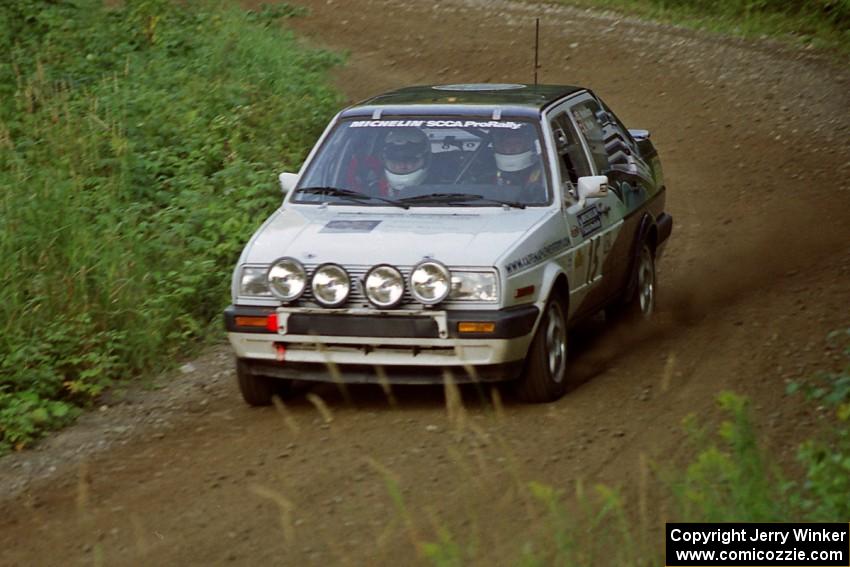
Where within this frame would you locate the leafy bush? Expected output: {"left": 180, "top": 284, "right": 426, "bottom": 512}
{"left": 670, "top": 392, "right": 793, "bottom": 522}
{"left": 668, "top": 330, "right": 850, "bottom": 524}
{"left": 0, "top": 0, "right": 342, "bottom": 451}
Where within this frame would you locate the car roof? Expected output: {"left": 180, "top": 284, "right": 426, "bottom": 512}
{"left": 340, "top": 83, "right": 587, "bottom": 119}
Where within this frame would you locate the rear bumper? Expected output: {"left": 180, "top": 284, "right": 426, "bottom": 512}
{"left": 224, "top": 304, "right": 539, "bottom": 383}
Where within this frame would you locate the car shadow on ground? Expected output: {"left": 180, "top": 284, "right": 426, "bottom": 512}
{"left": 269, "top": 312, "right": 668, "bottom": 413}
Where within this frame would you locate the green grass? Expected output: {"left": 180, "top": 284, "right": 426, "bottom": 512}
{"left": 544, "top": 0, "right": 850, "bottom": 53}
{"left": 0, "top": 0, "right": 342, "bottom": 451}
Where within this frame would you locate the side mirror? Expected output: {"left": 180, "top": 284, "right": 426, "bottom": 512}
{"left": 576, "top": 175, "right": 609, "bottom": 208}
{"left": 628, "top": 128, "right": 650, "bottom": 141}
{"left": 279, "top": 172, "right": 298, "bottom": 194}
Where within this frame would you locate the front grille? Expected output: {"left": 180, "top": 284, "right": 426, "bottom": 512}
{"left": 287, "top": 311, "right": 438, "bottom": 337}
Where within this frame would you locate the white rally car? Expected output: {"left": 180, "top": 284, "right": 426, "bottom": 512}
{"left": 224, "top": 83, "right": 672, "bottom": 403}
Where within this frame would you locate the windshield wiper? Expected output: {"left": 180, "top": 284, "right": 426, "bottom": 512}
{"left": 396, "top": 192, "right": 471, "bottom": 204}
{"left": 460, "top": 194, "right": 527, "bottom": 209}
{"left": 295, "top": 187, "right": 408, "bottom": 209}
{"left": 397, "top": 192, "right": 526, "bottom": 209}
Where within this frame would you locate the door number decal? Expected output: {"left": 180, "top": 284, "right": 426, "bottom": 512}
{"left": 585, "top": 235, "right": 602, "bottom": 285}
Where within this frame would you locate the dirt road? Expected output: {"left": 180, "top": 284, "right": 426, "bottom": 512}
{"left": 2, "top": 0, "right": 849, "bottom": 564}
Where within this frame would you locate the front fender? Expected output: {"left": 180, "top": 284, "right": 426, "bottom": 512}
{"left": 534, "top": 262, "right": 571, "bottom": 325}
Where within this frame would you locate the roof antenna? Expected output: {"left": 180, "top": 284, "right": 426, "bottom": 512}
{"left": 533, "top": 17, "right": 540, "bottom": 86}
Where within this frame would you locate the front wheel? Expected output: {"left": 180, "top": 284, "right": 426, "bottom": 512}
{"left": 236, "top": 359, "right": 293, "bottom": 406}
{"left": 515, "top": 295, "right": 569, "bottom": 403}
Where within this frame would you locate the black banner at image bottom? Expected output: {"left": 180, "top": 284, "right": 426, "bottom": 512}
{"left": 666, "top": 523, "right": 849, "bottom": 566}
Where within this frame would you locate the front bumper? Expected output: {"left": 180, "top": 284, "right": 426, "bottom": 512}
{"left": 224, "top": 304, "right": 539, "bottom": 383}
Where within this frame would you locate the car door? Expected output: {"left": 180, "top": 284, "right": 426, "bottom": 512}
{"left": 569, "top": 95, "right": 666, "bottom": 310}
{"left": 547, "top": 97, "right": 625, "bottom": 319}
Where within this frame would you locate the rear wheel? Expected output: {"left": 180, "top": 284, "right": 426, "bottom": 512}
{"left": 627, "top": 242, "right": 656, "bottom": 320}
{"left": 515, "top": 295, "right": 569, "bottom": 403}
{"left": 608, "top": 241, "right": 656, "bottom": 322}
{"left": 236, "top": 359, "right": 293, "bottom": 406}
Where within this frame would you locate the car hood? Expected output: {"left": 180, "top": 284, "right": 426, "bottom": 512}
{"left": 244, "top": 205, "right": 553, "bottom": 267}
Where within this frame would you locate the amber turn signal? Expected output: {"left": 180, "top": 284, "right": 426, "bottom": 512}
{"left": 235, "top": 316, "right": 267, "bottom": 328}
{"left": 457, "top": 322, "right": 496, "bottom": 333}
{"left": 514, "top": 285, "right": 535, "bottom": 298}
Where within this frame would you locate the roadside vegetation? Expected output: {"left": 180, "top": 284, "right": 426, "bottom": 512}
{"left": 0, "top": 0, "right": 341, "bottom": 452}
{"left": 366, "top": 330, "right": 850, "bottom": 565}
{"left": 548, "top": 0, "right": 850, "bottom": 53}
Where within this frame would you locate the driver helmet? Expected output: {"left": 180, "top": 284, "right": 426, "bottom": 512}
{"left": 493, "top": 124, "right": 537, "bottom": 173}
{"left": 382, "top": 128, "right": 430, "bottom": 191}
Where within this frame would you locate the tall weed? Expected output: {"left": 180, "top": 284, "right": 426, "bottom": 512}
{"left": 788, "top": 328, "right": 850, "bottom": 520}
{"left": 669, "top": 392, "right": 793, "bottom": 522}
{"left": 398, "top": 331, "right": 850, "bottom": 564}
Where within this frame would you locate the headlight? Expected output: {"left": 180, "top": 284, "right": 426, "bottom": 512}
{"left": 311, "top": 263, "right": 350, "bottom": 307}
{"left": 410, "top": 260, "right": 451, "bottom": 305}
{"left": 364, "top": 265, "right": 404, "bottom": 308}
{"left": 267, "top": 257, "right": 306, "bottom": 301}
{"left": 450, "top": 272, "right": 498, "bottom": 302}
{"left": 239, "top": 266, "right": 272, "bottom": 297}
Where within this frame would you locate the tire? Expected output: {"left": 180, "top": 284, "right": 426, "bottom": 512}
{"left": 515, "top": 294, "right": 569, "bottom": 403}
{"left": 236, "top": 358, "right": 292, "bottom": 406}
{"left": 608, "top": 241, "right": 656, "bottom": 323}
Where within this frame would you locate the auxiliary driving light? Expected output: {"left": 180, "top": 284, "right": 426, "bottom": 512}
{"left": 410, "top": 260, "right": 451, "bottom": 305}
{"left": 267, "top": 257, "right": 307, "bottom": 301}
{"left": 311, "top": 263, "right": 351, "bottom": 307}
{"left": 364, "top": 265, "right": 405, "bottom": 308}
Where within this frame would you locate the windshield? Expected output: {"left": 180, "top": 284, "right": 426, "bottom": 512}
{"left": 292, "top": 117, "right": 551, "bottom": 207}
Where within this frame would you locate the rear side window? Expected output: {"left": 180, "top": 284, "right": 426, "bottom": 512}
{"left": 570, "top": 99, "right": 637, "bottom": 174}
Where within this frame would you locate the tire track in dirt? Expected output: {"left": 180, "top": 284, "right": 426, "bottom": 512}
{"left": 2, "top": 1, "right": 849, "bottom": 565}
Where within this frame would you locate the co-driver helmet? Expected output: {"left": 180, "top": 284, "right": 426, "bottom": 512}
{"left": 493, "top": 124, "right": 537, "bottom": 173}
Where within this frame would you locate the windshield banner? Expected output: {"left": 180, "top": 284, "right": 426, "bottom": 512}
{"left": 350, "top": 119, "right": 524, "bottom": 129}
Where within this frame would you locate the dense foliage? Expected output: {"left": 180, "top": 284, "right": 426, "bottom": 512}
{"left": 653, "top": 0, "right": 850, "bottom": 29}
{"left": 0, "top": 0, "right": 341, "bottom": 451}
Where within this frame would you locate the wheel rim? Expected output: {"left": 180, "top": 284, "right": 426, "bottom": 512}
{"left": 545, "top": 301, "right": 567, "bottom": 382}
{"left": 637, "top": 246, "right": 655, "bottom": 317}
